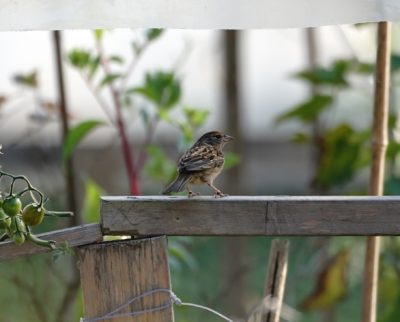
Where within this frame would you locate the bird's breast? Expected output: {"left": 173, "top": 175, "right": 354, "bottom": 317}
{"left": 189, "top": 162, "right": 224, "bottom": 184}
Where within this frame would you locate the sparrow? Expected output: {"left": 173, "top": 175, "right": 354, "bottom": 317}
{"left": 162, "top": 131, "right": 233, "bottom": 198}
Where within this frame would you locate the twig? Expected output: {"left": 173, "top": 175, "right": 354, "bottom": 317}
{"left": 96, "top": 37, "right": 140, "bottom": 195}
{"left": 119, "top": 40, "right": 149, "bottom": 93}
{"left": 135, "top": 116, "right": 159, "bottom": 173}
{"left": 82, "top": 74, "right": 116, "bottom": 125}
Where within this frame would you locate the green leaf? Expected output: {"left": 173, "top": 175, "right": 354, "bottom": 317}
{"left": 99, "top": 73, "right": 121, "bottom": 87}
{"left": 62, "top": 120, "right": 105, "bottom": 162}
{"left": 146, "top": 29, "right": 164, "bottom": 41}
{"left": 68, "top": 49, "right": 91, "bottom": 69}
{"left": 81, "top": 179, "right": 104, "bottom": 223}
{"left": 224, "top": 152, "right": 240, "bottom": 170}
{"left": 291, "top": 132, "right": 310, "bottom": 144}
{"left": 179, "top": 122, "right": 193, "bottom": 146}
{"left": 183, "top": 107, "right": 209, "bottom": 128}
{"left": 13, "top": 71, "right": 38, "bottom": 88}
{"left": 295, "top": 59, "right": 350, "bottom": 86}
{"left": 316, "top": 124, "right": 369, "bottom": 188}
{"left": 144, "top": 145, "right": 176, "bottom": 183}
{"left": 353, "top": 62, "right": 374, "bottom": 74}
{"left": 168, "top": 239, "right": 197, "bottom": 270}
{"left": 158, "top": 109, "right": 171, "bottom": 123}
{"left": 88, "top": 55, "right": 100, "bottom": 80}
{"left": 134, "top": 71, "right": 181, "bottom": 109}
{"left": 391, "top": 55, "right": 400, "bottom": 72}
{"left": 389, "top": 113, "right": 397, "bottom": 130}
{"left": 387, "top": 141, "right": 400, "bottom": 161}
{"left": 94, "top": 29, "right": 104, "bottom": 40}
{"left": 109, "top": 55, "right": 124, "bottom": 64}
{"left": 301, "top": 249, "right": 349, "bottom": 310}
{"left": 276, "top": 94, "right": 333, "bottom": 124}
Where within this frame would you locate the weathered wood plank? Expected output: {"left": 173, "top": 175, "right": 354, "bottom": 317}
{"left": 101, "top": 196, "right": 400, "bottom": 236}
{"left": 78, "top": 236, "right": 173, "bottom": 322}
{"left": 0, "top": 223, "right": 102, "bottom": 261}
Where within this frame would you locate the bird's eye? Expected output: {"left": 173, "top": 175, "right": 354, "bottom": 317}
{"left": 216, "top": 135, "right": 222, "bottom": 139}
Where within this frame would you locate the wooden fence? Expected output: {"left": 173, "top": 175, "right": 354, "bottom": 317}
{"left": 1, "top": 195, "right": 400, "bottom": 321}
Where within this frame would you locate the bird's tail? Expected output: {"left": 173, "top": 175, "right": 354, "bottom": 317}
{"left": 162, "top": 174, "right": 190, "bottom": 195}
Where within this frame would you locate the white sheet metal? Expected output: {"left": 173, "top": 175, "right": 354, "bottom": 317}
{"left": 0, "top": 0, "right": 398, "bottom": 30}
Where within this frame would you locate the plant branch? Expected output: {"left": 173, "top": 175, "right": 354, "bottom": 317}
{"left": 96, "top": 38, "right": 140, "bottom": 195}
{"left": 136, "top": 116, "right": 159, "bottom": 173}
{"left": 82, "top": 73, "right": 116, "bottom": 125}
{"left": 119, "top": 40, "right": 150, "bottom": 93}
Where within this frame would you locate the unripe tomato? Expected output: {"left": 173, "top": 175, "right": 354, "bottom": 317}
{"left": 10, "top": 216, "right": 27, "bottom": 234}
{"left": 12, "top": 231, "right": 25, "bottom": 245}
{"left": 22, "top": 203, "right": 45, "bottom": 227}
{"left": 0, "top": 208, "right": 11, "bottom": 229}
{"left": 2, "top": 196, "right": 22, "bottom": 216}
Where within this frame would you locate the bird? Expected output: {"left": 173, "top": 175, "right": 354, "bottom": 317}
{"left": 162, "top": 131, "right": 233, "bottom": 198}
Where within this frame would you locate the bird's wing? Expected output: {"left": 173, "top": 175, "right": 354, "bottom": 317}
{"left": 178, "top": 145, "right": 223, "bottom": 172}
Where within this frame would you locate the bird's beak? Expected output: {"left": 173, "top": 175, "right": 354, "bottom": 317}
{"left": 223, "top": 135, "right": 234, "bottom": 142}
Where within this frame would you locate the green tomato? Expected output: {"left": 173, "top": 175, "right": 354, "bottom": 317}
{"left": 0, "top": 208, "right": 11, "bottom": 229}
{"left": 10, "top": 216, "right": 27, "bottom": 234}
{"left": 12, "top": 231, "right": 25, "bottom": 245}
{"left": 2, "top": 196, "right": 22, "bottom": 216}
{"left": 22, "top": 203, "right": 45, "bottom": 227}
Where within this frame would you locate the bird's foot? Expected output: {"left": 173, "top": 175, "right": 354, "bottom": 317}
{"left": 188, "top": 191, "right": 200, "bottom": 198}
{"left": 213, "top": 190, "right": 228, "bottom": 198}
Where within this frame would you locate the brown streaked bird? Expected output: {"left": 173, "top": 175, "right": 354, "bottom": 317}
{"left": 162, "top": 131, "right": 233, "bottom": 198}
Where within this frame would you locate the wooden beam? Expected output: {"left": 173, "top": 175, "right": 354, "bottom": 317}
{"left": 78, "top": 236, "right": 173, "bottom": 322}
{"left": 0, "top": 223, "right": 102, "bottom": 261}
{"left": 101, "top": 196, "right": 400, "bottom": 236}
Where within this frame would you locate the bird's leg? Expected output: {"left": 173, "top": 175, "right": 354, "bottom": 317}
{"left": 187, "top": 185, "right": 200, "bottom": 198}
{"left": 207, "top": 182, "right": 227, "bottom": 198}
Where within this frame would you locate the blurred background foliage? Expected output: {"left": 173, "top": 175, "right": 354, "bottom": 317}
{"left": 0, "top": 25, "right": 400, "bottom": 322}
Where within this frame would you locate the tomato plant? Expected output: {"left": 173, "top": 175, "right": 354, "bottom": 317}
{"left": 0, "top": 170, "right": 73, "bottom": 249}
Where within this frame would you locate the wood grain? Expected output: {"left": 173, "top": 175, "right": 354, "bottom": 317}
{"left": 78, "top": 236, "right": 173, "bottom": 322}
{"left": 0, "top": 223, "right": 102, "bottom": 261}
{"left": 101, "top": 196, "right": 400, "bottom": 236}
{"left": 262, "top": 240, "right": 289, "bottom": 322}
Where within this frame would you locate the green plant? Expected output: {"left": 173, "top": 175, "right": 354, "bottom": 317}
{"left": 66, "top": 29, "right": 209, "bottom": 195}
{"left": 0, "top": 170, "right": 72, "bottom": 249}
{"left": 276, "top": 58, "right": 373, "bottom": 191}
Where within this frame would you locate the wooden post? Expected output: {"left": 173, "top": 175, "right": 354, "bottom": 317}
{"left": 262, "top": 240, "right": 289, "bottom": 322}
{"left": 78, "top": 236, "right": 174, "bottom": 322}
{"left": 362, "top": 21, "right": 391, "bottom": 322}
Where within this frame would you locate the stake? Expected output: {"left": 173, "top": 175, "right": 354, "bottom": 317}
{"left": 262, "top": 239, "right": 289, "bottom": 322}
{"left": 361, "top": 21, "right": 391, "bottom": 322}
